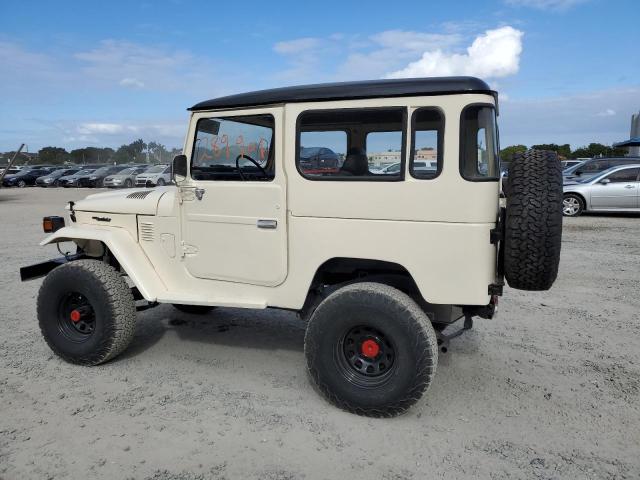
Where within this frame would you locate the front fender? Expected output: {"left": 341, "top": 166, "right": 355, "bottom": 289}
{"left": 40, "top": 225, "right": 166, "bottom": 301}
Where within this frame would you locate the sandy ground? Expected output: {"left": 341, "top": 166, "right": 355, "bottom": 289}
{"left": 1, "top": 187, "right": 639, "bottom": 480}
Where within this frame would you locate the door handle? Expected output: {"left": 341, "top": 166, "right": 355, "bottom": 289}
{"left": 257, "top": 219, "right": 277, "bottom": 229}
{"left": 195, "top": 188, "right": 205, "bottom": 200}
{"left": 624, "top": 185, "right": 635, "bottom": 189}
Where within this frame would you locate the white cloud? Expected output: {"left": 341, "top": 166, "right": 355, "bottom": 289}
{"left": 77, "top": 123, "right": 130, "bottom": 135}
{"left": 387, "top": 26, "right": 523, "bottom": 79}
{"left": 505, "top": 0, "right": 589, "bottom": 11}
{"left": 500, "top": 86, "right": 639, "bottom": 148}
{"left": 273, "top": 37, "right": 321, "bottom": 54}
{"left": 370, "top": 30, "right": 462, "bottom": 53}
{"left": 595, "top": 108, "right": 616, "bottom": 117}
{"left": 119, "top": 77, "right": 145, "bottom": 88}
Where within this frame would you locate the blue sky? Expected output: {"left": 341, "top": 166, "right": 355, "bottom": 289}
{"left": 0, "top": 0, "right": 638, "bottom": 152}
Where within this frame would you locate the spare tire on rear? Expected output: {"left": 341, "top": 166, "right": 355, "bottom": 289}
{"left": 504, "top": 149, "right": 563, "bottom": 290}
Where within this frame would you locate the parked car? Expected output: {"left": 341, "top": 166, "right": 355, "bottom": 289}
{"left": 103, "top": 166, "right": 149, "bottom": 188}
{"left": 563, "top": 157, "right": 640, "bottom": 182}
{"left": 299, "top": 147, "right": 340, "bottom": 174}
{"left": 135, "top": 164, "right": 171, "bottom": 187}
{"left": 562, "top": 164, "right": 640, "bottom": 216}
{"left": 85, "top": 165, "right": 129, "bottom": 188}
{"left": 2, "top": 168, "right": 52, "bottom": 187}
{"left": 58, "top": 169, "right": 97, "bottom": 188}
{"left": 22, "top": 77, "right": 564, "bottom": 417}
{"left": 560, "top": 160, "right": 583, "bottom": 170}
{"left": 36, "top": 168, "right": 81, "bottom": 187}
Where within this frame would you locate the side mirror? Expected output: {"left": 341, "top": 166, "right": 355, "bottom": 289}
{"left": 599, "top": 178, "right": 610, "bottom": 185}
{"left": 172, "top": 154, "right": 187, "bottom": 184}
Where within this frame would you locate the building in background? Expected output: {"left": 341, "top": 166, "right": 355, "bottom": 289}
{"left": 614, "top": 111, "right": 640, "bottom": 156}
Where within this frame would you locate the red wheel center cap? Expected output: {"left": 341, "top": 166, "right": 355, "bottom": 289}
{"left": 70, "top": 310, "right": 81, "bottom": 322}
{"left": 361, "top": 339, "right": 380, "bottom": 358}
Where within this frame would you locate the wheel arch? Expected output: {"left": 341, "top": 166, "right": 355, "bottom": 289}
{"left": 40, "top": 225, "right": 166, "bottom": 301}
{"left": 300, "top": 257, "right": 429, "bottom": 319}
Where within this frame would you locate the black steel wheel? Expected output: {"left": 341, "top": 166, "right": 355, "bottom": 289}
{"left": 305, "top": 282, "right": 438, "bottom": 417}
{"left": 336, "top": 325, "right": 396, "bottom": 387}
{"left": 38, "top": 260, "right": 137, "bottom": 365}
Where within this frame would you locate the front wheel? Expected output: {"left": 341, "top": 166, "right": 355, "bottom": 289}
{"left": 37, "top": 260, "right": 137, "bottom": 365}
{"left": 124, "top": 178, "right": 133, "bottom": 188}
{"left": 563, "top": 193, "right": 584, "bottom": 217}
{"left": 156, "top": 178, "right": 166, "bottom": 186}
{"left": 305, "top": 282, "right": 438, "bottom": 417}
{"left": 17, "top": 180, "right": 26, "bottom": 188}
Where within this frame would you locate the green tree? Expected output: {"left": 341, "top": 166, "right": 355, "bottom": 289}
{"left": 571, "top": 143, "right": 627, "bottom": 159}
{"left": 499, "top": 145, "right": 527, "bottom": 163}
{"left": 38, "top": 146, "right": 69, "bottom": 165}
{"left": 531, "top": 143, "right": 571, "bottom": 159}
{"left": 147, "top": 141, "right": 169, "bottom": 163}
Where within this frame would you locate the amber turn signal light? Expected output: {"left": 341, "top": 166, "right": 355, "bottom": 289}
{"left": 43, "top": 216, "right": 65, "bottom": 233}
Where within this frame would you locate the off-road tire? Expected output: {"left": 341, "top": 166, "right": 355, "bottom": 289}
{"left": 304, "top": 282, "right": 438, "bottom": 417}
{"left": 504, "top": 149, "right": 563, "bottom": 290}
{"left": 172, "top": 304, "right": 215, "bottom": 314}
{"left": 37, "top": 259, "right": 137, "bottom": 365}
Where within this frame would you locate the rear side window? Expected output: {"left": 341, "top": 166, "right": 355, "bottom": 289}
{"left": 460, "top": 105, "right": 499, "bottom": 181}
{"left": 410, "top": 108, "right": 443, "bottom": 179}
{"left": 297, "top": 108, "right": 405, "bottom": 180}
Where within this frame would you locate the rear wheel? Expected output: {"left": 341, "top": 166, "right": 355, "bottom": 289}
{"left": 37, "top": 260, "right": 137, "bottom": 365}
{"left": 562, "top": 193, "right": 584, "bottom": 217}
{"left": 172, "top": 304, "right": 215, "bottom": 314}
{"left": 304, "top": 282, "right": 438, "bottom": 417}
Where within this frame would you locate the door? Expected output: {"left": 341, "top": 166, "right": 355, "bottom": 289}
{"left": 179, "top": 108, "right": 287, "bottom": 286}
{"left": 589, "top": 167, "right": 640, "bottom": 210}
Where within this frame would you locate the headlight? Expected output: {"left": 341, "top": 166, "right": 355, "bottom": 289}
{"left": 44, "top": 178, "right": 53, "bottom": 183}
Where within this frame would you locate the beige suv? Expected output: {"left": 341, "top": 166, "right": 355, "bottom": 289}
{"left": 22, "top": 77, "right": 563, "bottom": 416}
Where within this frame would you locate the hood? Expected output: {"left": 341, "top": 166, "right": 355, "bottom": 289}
{"left": 73, "top": 187, "right": 172, "bottom": 215}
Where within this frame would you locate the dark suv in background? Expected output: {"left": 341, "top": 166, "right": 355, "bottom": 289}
{"left": 563, "top": 157, "right": 640, "bottom": 182}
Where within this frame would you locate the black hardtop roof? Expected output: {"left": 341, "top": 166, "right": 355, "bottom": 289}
{"left": 190, "top": 77, "right": 494, "bottom": 111}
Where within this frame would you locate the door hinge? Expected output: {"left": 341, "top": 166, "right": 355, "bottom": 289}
{"left": 180, "top": 241, "right": 198, "bottom": 257}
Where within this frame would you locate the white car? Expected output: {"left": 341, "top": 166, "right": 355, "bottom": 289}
{"left": 22, "top": 77, "right": 563, "bottom": 417}
{"left": 134, "top": 164, "right": 171, "bottom": 187}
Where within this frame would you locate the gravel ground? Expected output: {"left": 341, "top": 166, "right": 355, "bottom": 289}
{"left": 1, "top": 187, "right": 639, "bottom": 480}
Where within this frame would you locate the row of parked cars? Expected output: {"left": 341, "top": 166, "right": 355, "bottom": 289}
{"left": 1, "top": 163, "right": 172, "bottom": 188}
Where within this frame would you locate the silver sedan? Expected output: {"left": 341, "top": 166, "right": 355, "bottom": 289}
{"left": 563, "top": 164, "right": 640, "bottom": 217}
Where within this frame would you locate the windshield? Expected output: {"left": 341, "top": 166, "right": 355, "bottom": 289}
{"left": 144, "top": 165, "right": 168, "bottom": 174}
{"left": 75, "top": 169, "right": 95, "bottom": 176}
{"left": 564, "top": 162, "right": 586, "bottom": 174}
{"left": 117, "top": 167, "right": 136, "bottom": 175}
{"left": 91, "top": 167, "right": 113, "bottom": 176}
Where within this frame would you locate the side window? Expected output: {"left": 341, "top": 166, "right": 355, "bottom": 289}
{"left": 604, "top": 168, "right": 639, "bottom": 183}
{"left": 191, "top": 114, "right": 275, "bottom": 181}
{"left": 367, "top": 131, "right": 403, "bottom": 176}
{"left": 297, "top": 108, "right": 405, "bottom": 180}
{"left": 299, "top": 131, "right": 346, "bottom": 175}
{"left": 460, "top": 105, "right": 499, "bottom": 181}
{"left": 411, "top": 108, "right": 443, "bottom": 179}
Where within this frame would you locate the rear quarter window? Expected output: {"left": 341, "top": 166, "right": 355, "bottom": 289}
{"left": 460, "top": 105, "right": 499, "bottom": 181}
